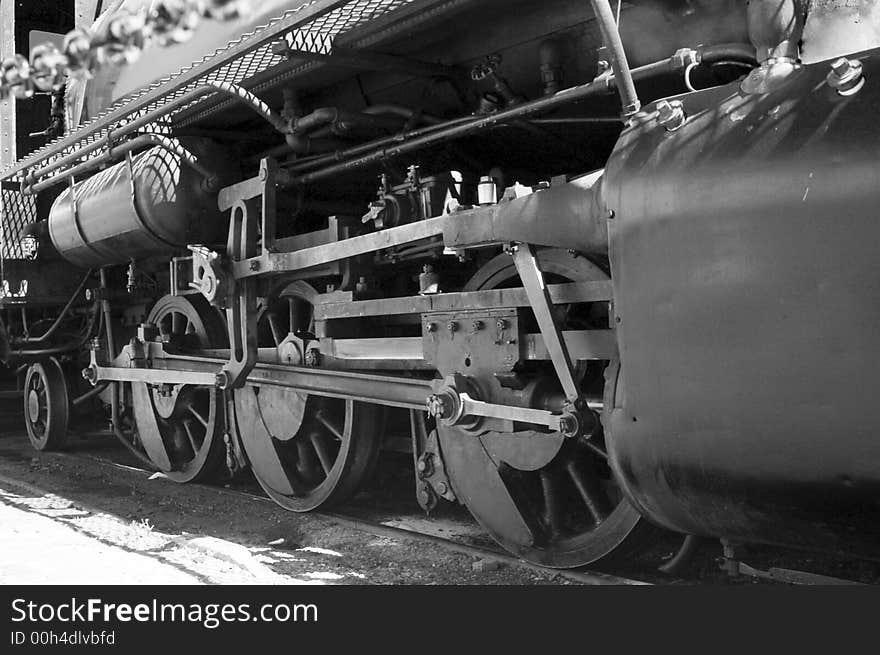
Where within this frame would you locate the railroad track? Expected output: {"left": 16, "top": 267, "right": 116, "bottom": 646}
{"left": 2, "top": 426, "right": 875, "bottom": 585}
{"left": 0, "top": 429, "right": 650, "bottom": 585}
{"left": 69, "top": 449, "right": 648, "bottom": 585}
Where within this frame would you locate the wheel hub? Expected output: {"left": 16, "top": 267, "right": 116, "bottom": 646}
{"left": 27, "top": 389, "right": 40, "bottom": 421}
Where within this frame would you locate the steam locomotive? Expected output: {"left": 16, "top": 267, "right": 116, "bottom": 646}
{"left": 1, "top": 0, "right": 878, "bottom": 569}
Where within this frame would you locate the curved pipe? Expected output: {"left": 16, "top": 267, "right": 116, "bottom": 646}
{"left": 12, "top": 302, "right": 100, "bottom": 357}
{"left": 23, "top": 81, "right": 289, "bottom": 192}
{"left": 26, "top": 134, "right": 217, "bottom": 195}
{"left": 588, "top": 0, "right": 640, "bottom": 117}
{"left": 20, "top": 270, "right": 93, "bottom": 343}
{"left": 658, "top": 534, "right": 708, "bottom": 576}
{"left": 698, "top": 43, "right": 758, "bottom": 66}
{"left": 72, "top": 381, "right": 109, "bottom": 407}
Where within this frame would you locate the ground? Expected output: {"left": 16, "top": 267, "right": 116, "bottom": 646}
{"left": 0, "top": 414, "right": 578, "bottom": 585}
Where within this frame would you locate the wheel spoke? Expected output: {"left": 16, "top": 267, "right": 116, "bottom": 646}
{"left": 315, "top": 411, "right": 344, "bottom": 441}
{"left": 584, "top": 441, "right": 608, "bottom": 460}
{"left": 186, "top": 404, "right": 209, "bottom": 429}
{"left": 310, "top": 432, "right": 334, "bottom": 476}
{"left": 267, "top": 313, "right": 283, "bottom": 346}
{"left": 288, "top": 298, "right": 296, "bottom": 333}
{"left": 295, "top": 438, "right": 321, "bottom": 482}
{"left": 540, "top": 470, "right": 565, "bottom": 537}
{"left": 566, "top": 460, "right": 609, "bottom": 525}
{"left": 182, "top": 419, "right": 200, "bottom": 454}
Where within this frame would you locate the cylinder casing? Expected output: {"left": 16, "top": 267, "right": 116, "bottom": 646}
{"left": 603, "top": 48, "right": 880, "bottom": 558}
{"left": 48, "top": 141, "right": 227, "bottom": 268}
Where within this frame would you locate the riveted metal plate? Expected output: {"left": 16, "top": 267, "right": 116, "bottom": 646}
{"left": 422, "top": 308, "right": 519, "bottom": 376}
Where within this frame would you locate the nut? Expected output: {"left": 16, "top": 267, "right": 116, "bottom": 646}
{"left": 425, "top": 394, "right": 449, "bottom": 419}
{"left": 656, "top": 99, "right": 686, "bottom": 132}
{"left": 304, "top": 349, "right": 321, "bottom": 367}
{"left": 558, "top": 413, "right": 580, "bottom": 438}
{"left": 214, "top": 371, "right": 230, "bottom": 389}
{"left": 827, "top": 57, "right": 864, "bottom": 96}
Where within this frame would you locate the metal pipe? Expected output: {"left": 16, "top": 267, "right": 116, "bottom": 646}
{"left": 588, "top": 0, "right": 640, "bottom": 117}
{"left": 698, "top": 43, "right": 758, "bottom": 66}
{"left": 288, "top": 78, "right": 616, "bottom": 185}
{"left": 285, "top": 116, "right": 476, "bottom": 172}
{"left": 12, "top": 303, "right": 99, "bottom": 356}
{"left": 99, "top": 267, "right": 139, "bottom": 464}
{"left": 26, "top": 134, "right": 218, "bottom": 195}
{"left": 20, "top": 269, "right": 93, "bottom": 343}
{"left": 72, "top": 381, "right": 109, "bottom": 407}
{"left": 23, "top": 81, "right": 289, "bottom": 191}
{"left": 286, "top": 41, "right": 754, "bottom": 184}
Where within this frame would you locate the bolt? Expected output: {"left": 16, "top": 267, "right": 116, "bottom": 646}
{"left": 827, "top": 57, "right": 864, "bottom": 95}
{"left": 656, "top": 99, "right": 686, "bottom": 132}
{"left": 436, "top": 481, "right": 448, "bottom": 495}
{"left": 447, "top": 321, "right": 458, "bottom": 333}
{"left": 496, "top": 319, "right": 507, "bottom": 330}
{"left": 831, "top": 57, "right": 852, "bottom": 77}
{"left": 249, "top": 260, "right": 260, "bottom": 271}
{"left": 471, "top": 320, "right": 483, "bottom": 332}
{"left": 215, "top": 371, "right": 230, "bottom": 388}
{"left": 418, "top": 483, "right": 432, "bottom": 505}
{"left": 559, "top": 413, "right": 579, "bottom": 437}
{"left": 425, "top": 322, "right": 437, "bottom": 333}
{"left": 426, "top": 394, "right": 449, "bottom": 419}
{"left": 305, "top": 349, "right": 321, "bottom": 367}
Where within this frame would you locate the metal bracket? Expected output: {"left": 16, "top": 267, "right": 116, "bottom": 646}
{"left": 509, "top": 243, "right": 581, "bottom": 406}
{"left": 410, "top": 410, "right": 456, "bottom": 512}
{"left": 221, "top": 198, "right": 258, "bottom": 388}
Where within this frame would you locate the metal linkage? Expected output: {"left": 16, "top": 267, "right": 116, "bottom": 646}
{"left": 425, "top": 380, "right": 602, "bottom": 439}
{"left": 510, "top": 243, "right": 581, "bottom": 405}
{"left": 84, "top": 339, "right": 434, "bottom": 410}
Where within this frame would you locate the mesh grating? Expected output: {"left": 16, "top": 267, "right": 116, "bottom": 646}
{"left": 0, "top": 0, "right": 415, "bottom": 265}
{"left": 0, "top": 187, "right": 36, "bottom": 260}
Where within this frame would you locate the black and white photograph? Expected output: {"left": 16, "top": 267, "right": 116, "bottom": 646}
{"left": 0, "top": 0, "right": 878, "bottom": 644}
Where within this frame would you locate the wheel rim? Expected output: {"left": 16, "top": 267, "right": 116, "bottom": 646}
{"left": 130, "top": 295, "right": 227, "bottom": 483}
{"left": 23, "top": 358, "right": 69, "bottom": 451}
{"left": 437, "top": 249, "right": 646, "bottom": 567}
{"left": 234, "top": 281, "right": 382, "bottom": 512}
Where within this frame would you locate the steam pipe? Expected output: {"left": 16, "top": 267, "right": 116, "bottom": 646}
{"left": 12, "top": 302, "right": 100, "bottom": 356}
{"left": 25, "top": 134, "right": 217, "bottom": 195}
{"left": 23, "top": 81, "right": 289, "bottom": 192}
{"left": 287, "top": 57, "right": 671, "bottom": 186}
{"left": 20, "top": 270, "right": 93, "bottom": 343}
{"left": 72, "top": 381, "right": 109, "bottom": 407}
{"left": 588, "top": 0, "right": 640, "bottom": 117}
{"left": 282, "top": 40, "right": 756, "bottom": 183}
